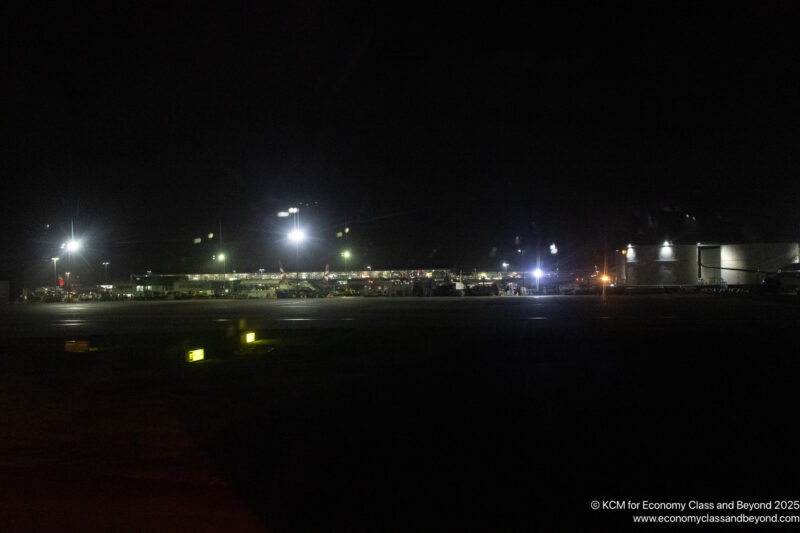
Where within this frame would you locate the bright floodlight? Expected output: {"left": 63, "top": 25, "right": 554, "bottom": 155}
{"left": 277, "top": 211, "right": 289, "bottom": 217}
{"left": 342, "top": 250, "right": 351, "bottom": 258}
{"left": 533, "top": 268, "right": 543, "bottom": 279}
{"left": 288, "top": 229, "right": 305, "bottom": 242}
{"left": 502, "top": 262, "right": 509, "bottom": 268}
{"left": 288, "top": 207, "right": 299, "bottom": 214}
{"left": 218, "top": 254, "right": 226, "bottom": 261}
{"left": 66, "top": 240, "right": 81, "bottom": 252}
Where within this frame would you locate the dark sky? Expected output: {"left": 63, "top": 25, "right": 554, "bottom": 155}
{"left": 2, "top": 3, "right": 800, "bottom": 283}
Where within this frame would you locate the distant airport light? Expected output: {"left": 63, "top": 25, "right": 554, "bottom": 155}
{"left": 218, "top": 254, "right": 226, "bottom": 261}
{"left": 288, "top": 229, "right": 305, "bottom": 242}
{"left": 278, "top": 211, "right": 289, "bottom": 217}
{"left": 208, "top": 233, "right": 214, "bottom": 239}
{"left": 193, "top": 237, "right": 202, "bottom": 244}
{"left": 601, "top": 274, "right": 610, "bottom": 282}
{"left": 288, "top": 207, "right": 299, "bottom": 214}
{"left": 663, "top": 240, "right": 671, "bottom": 246}
{"left": 187, "top": 348, "right": 205, "bottom": 362}
{"left": 66, "top": 240, "right": 81, "bottom": 252}
{"left": 533, "top": 268, "right": 543, "bottom": 279}
{"left": 245, "top": 332, "right": 255, "bottom": 343}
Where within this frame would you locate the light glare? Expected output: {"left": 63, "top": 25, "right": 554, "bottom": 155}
{"left": 288, "top": 229, "right": 305, "bottom": 242}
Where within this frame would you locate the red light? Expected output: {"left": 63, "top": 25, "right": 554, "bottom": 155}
{"left": 575, "top": 278, "right": 579, "bottom": 281}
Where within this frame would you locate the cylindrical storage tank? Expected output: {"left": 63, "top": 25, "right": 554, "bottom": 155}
{"left": 720, "top": 243, "right": 800, "bottom": 286}
{"left": 623, "top": 244, "right": 699, "bottom": 287}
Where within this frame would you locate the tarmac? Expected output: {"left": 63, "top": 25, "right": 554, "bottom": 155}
{"left": 1, "top": 295, "right": 798, "bottom": 530}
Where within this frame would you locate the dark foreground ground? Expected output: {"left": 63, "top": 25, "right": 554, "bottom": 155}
{"left": 1, "top": 295, "right": 799, "bottom": 531}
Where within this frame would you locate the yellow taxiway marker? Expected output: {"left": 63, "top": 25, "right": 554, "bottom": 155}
{"left": 186, "top": 348, "right": 205, "bottom": 362}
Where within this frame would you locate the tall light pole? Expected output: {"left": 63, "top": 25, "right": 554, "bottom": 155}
{"left": 279, "top": 207, "right": 304, "bottom": 293}
{"left": 288, "top": 230, "right": 305, "bottom": 290}
{"left": 102, "top": 261, "right": 110, "bottom": 283}
{"left": 533, "top": 268, "right": 543, "bottom": 294}
{"left": 342, "top": 250, "right": 351, "bottom": 291}
{"left": 65, "top": 239, "right": 81, "bottom": 270}
{"left": 536, "top": 252, "right": 541, "bottom": 293}
{"left": 52, "top": 257, "right": 59, "bottom": 287}
{"left": 218, "top": 253, "right": 226, "bottom": 282}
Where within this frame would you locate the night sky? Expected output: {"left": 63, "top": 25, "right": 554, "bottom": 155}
{"left": 3, "top": 3, "right": 800, "bottom": 284}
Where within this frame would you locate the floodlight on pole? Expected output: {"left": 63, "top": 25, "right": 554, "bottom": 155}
{"left": 52, "top": 257, "right": 59, "bottom": 286}
{"left": 286, "top": 228, "right": 306, "bottom": 291}
{"left": 533, "top": 268, "right": 543, "bottom": 279}
{"left": 277, "top": 211, "right": 289, "bottom": 217}
{"left": 218, "top": 253, "right": 227, "bottom": 284}
{"left": 341, "top": 250, "right": 351, "bottom": 287}
{"left": 66, "top": 240, "right": 81, "bottom": 252}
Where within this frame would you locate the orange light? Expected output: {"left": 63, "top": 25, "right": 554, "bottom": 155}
{"left": 65, "top": 340, "right": 90, "bottom": 353}
{"left": 621, "top": 249, "right": 627, "bottom": 255}
{"left": 601, "top": 275, "right": 610, "bottom": 282}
